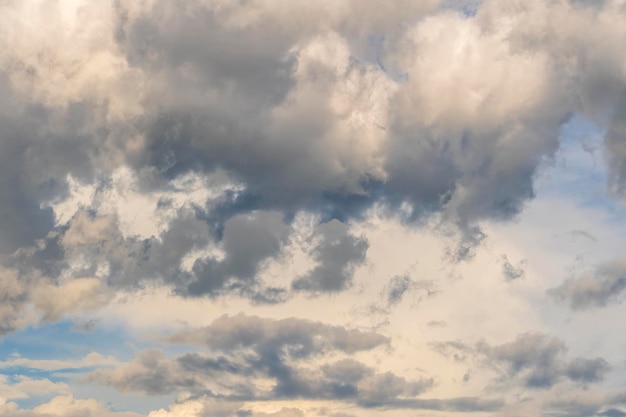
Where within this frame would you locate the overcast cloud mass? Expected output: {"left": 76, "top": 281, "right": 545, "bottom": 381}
{"left": 3, "top": 0, "right": 626, "bottom": 416}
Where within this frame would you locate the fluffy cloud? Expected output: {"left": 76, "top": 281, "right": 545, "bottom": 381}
{"left": 435, "top": 332, "right": 611, "bottom": 390}
{"left": 89, "top": 315, "right": 476, "bottom": 411}
{"left": 0, "top": 395, "right": 142, "bottom": 417}
{"left": 3, "top": 0, "right": 626, "bottom": 416}
{"left": 1, "top": 0, "right": 626, "bottom": 307}
{"left": 549, "top": 257, "right": 626, "bottom": 309}
{"left": 480, "top": 333, "right": 610, "bottom": 389}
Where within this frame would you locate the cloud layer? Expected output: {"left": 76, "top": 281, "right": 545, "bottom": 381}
{"left": 3, "top": 0, "right": 626, "bottom": 416}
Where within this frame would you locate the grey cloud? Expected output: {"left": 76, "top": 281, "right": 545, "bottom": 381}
{"left": 356, "top": 372, "right": 434, "bottom": 407}
{"left": 292, "top": 220, "right": 368, "bottom": 293}
{"left": 94, "top": 348, "right": 485, "bottom": 412}
{"left": 566, "top": 358, "right": 611, "bottom": 384}
{"left": 166, "top": 314, "right": 389, "bottom": 355}
{"left": 480, "top": 333, "right": 610, "bottom": 389}
{"left": 186, "top": 211, "right": 290, "bottom": 297}
{"left": 58, "top": 210, "right": 196, "bottom": 290}
{"left": 40, "top": 188, "right": 364, "bottom": 304}
{"left": 599, "top": 409, "right": 626, "bottom": 417}
{"left": 501, "top": 256, "right": 526, "bottom": 282}
{"left": 119, "top": 6, "right": 384, "bottom": 210}
{"left": 0, "top": 268, "right": 29, "bottom": 335}
{"left": 385, "top": 275, "right": 438, "bottom": 307}
{"left": 430, "top": 340, "right": 473, "bottom": 363}
{"left": 320, "top": 359, "right": 373, "bottom": 383}
{"left": 372, "top": 396, "right": 504, "bottom": 412}
{"left": 434, "top": 333, "right": 611, "bottom": 390}
{"left": 111, "top": 0, "right": 586, "bottom": 232}
{"left": 2, "top": 0, "right": 626, "bottom": 337}
{"left": 55, "top": 207, "right": 291, "bottom": 302}
{"left": 548, "top": 257, "right": 626, "bottom": 310}
{"left": 89, "top": 350, "right": 200, "bottom": 396}
{"left": 330, "top": 271, "right": 435, "bottom": 321}
{"left": 386, "top": 275, "right": 414, "bottom": 305}
{"left": 545, "top": 390, "right": 626, "bottom": 417}
{"left": 605, "top": 87, "right": 626, "bottom": 197}
{"left": 93, "top": 315, "right": 438, "bottom": 407}
{"left": 571, "top": 230, "right": 598, "bottom": 242}
{"left": 0, "top": 102, "right": 89, "bottom": 257}
{"left": 486, "top": 333, "right": 566, "bottom": 388}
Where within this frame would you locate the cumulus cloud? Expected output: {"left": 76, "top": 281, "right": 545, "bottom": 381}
{"left": 0, "top": 375, "right": 70, "bottom": 401}
{"left": 186, "top": 211, "right": 290, "bottom": 297}
{"left": 0, "top": 395, "right": 142, "bottom": 417}
{"left": 1, "top": 0, "right": 626, "bottom": 310}
{"left": 90, "top": 315, "right": 440, "bottom": 407}
{"left": 433, "top": 333, "right": 610, "bottom": 390}
{"left": 4, "top": 0, "right": 626, "bottom": 415}
{"left": 480, "top": 333, "right": 611, "bottom": 389}
{"left": 165, "top": 314, "right": 389, "bottom": 354}
{"left": 548, "top": 257, "right": 626, "bottom": 310}
{"left": 292, "top": 219, "right": 368, "bottom": 293}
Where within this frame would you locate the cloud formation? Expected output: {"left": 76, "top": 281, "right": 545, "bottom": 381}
{"left": 3, "top": 0, "right": 626, "bottom": 416}
{"left": 1, "top": 0, "right": 626, "bottom": 308}
{"left": 91, "top": 315, "right": 441, "bottom": 408}
{"left": 549, "top": 257, "right": 626, "bottom": 310}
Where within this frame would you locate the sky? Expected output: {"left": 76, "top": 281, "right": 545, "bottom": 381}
{"left": 3, "top": 0, "right": 626, "bottom": 416}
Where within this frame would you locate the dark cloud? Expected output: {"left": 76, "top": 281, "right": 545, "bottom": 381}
{"left": 1, "top": 0, "right": 626, "bottom": 319}
{"left": 356, "top": 372, "right": 434, "bottom": 407}
{"left": 548, "top": 257, "right": 626, "bottom": 310}
{"left": 58, "top": 209, "right": 196, "bottom": 290}
{"left": 501, "top": 255, "right": 526, "bottom": 282}
{"left": 479, "top": 333, "right": 610, "bottom": 389}
{"left": 604, "top": 84, "right": 626, "bottom": 199}
{"left": 566, "top": 357, "right": 611, "bottom": 384}
{"left": 599, "top": 409, "right": 626, "bottom": 417}
{"left": 433, "top": 333, "right": 611, "bottom": 390}
{"left": 386, "top": 275, "right": 414, "bottom": 305}
{"left": 0, "top": 268, "right": 29, "bottom": 335}
{"left": 90, "top": 350, "right": 200, "bottom": 396}
{"left": 92, "top": 315, "right": 442, "bottom": 408}
{"left": 545, "top": 390, "right": 626, "bottom": 417}
{"left": 93, "top": 346, "right": 500, "bottom": 413}
{"left": 4, "top": 0, "right": 626, "bottom": 415}
{"left": 0, "top": 103, "right": 85, "bottom": 257}
{"left": 368, "top": 396, "right": 504, "bottom": 412}
{"left": 165, "top": 314, "right": 389, "bottom": 355}
{"left": 107, "top": 0, "right": 602, "bottom": 235}
{"left": 186, "top": 211, "right": 290, "bottom": 297}
{"left": 292, "top": 220, "right": 368, "bottom": 293}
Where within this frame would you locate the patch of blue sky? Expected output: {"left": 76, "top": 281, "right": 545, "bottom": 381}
{"left": 525, "top": 113, "right": 626, "bottom": 367}
{"left": 535, "top": 113, "right": 626, "bottom": 220}
{"left": 5, "top": 389, "right": 64, "bottom": 411}
{"left": 439, "top": 0, "right": 481, "bottom": 17}
{"left": 0, "top": 319, "right": 177, "bottom": 413}
{"left": 0, "top": 320, "right": 133, "bottom": 362}
{"left": 74, "top": 383, "right": 177, "bottom": 416}
{"left": 0, "top": 321, "right": 121, "bottom": 406}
